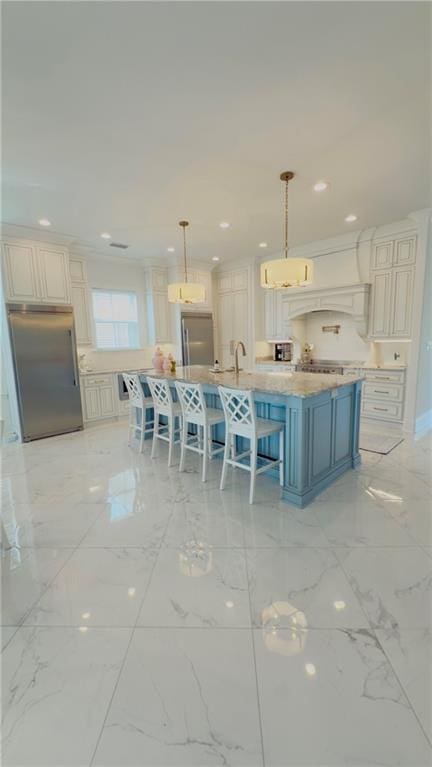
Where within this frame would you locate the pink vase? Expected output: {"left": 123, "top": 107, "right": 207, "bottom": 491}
{"left": 152, "top": 347, "right": 164, "bottom": 372}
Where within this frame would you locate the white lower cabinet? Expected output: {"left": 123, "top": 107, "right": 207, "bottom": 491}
{"left": 344, "top": 367, "right": 406, "bottom": 425}
{"left": 82, "top": 375, "right": 117, "bottom": 422}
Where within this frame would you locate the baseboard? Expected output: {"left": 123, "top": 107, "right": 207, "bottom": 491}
{"left": 415, "top": 409, "right": 432, "bottom": 438}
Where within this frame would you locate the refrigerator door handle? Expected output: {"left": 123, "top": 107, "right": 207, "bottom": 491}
{"left": 185, "top": 328, "right": 190, "bottom": 367}
{"left": 68, "top": 329, "right": 79, "bottom": 386}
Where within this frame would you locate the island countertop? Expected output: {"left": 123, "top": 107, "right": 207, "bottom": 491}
{"left": 141, "top": 365, "right": 364, "bottom": 398}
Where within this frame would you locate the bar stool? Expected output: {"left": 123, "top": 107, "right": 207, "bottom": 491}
{"left": 218, "top": 385, "right": 284, "bottom": 504}
{"left": 175, "top": 380, "right": 225, "bottom": 482}
{"left": 122, "top": 373, "right": 154, "bottom": 453}
{"left": 146, "top": 376, "right": 182, "bottom": 467}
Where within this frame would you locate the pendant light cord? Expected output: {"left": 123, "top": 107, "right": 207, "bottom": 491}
{"left": 183, "top": 225, "right": 188, "bottom": 282}
{"left": 284, "top": 177, "right": 289, "bottom": 260}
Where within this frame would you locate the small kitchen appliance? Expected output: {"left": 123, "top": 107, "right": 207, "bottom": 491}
{"left": 273, "top": 342, "right": 292, "bottom": 362}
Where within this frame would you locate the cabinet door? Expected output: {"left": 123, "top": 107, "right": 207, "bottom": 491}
{"left": 38, "top": 248, "right": 71, "bottom": 304}
{"left": 84, "top": 387, "right": 101, "bottom": 420}
{"left": 232, "top": 269, "right": 248, "bottom": 291}
{"left": 153, "top": 291, "right": 170, "bottom": 343}
{"left": 232, "top": 290, "right": 249, "bottom": 366}
{"left": 217, "top": 274, "right": 232, "bottom": 294}
{"left": 71, "top": 284, "right": 92, "bottom": 345}
{"left": 218, "top": 292, "right": 233, "bottom": 346}
{"left": 264, "top": 291, "right": 275, "bottom": 340}
{"left": 2, "top": 243, "right": 40, "bottom": 301}
{"left": 369, "top": 270, "right": 392, "bottom": 337}
{"left": 372, "top": 241, "right": 393, "bottom": 270}
{"left": 69, "top": 258, "right": 87, "bottom": 283}
{"left": 100, "top": 385, "right": 116, "bottom": 417}
{"left": 394, "top": 236, "right": 416, "bottom": 266}
{"left": 390, "top": 266, "right": 414, "bottom": 337}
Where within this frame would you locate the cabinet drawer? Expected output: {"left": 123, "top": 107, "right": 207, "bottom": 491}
{"left": 362, "top": 399, "right": 403, "bottom": 421}
{"left": 83, "top": 374, "right": 113, "bottom": 387}
{"left": 364, "top": 370, "right": 405, "bottom": 384}
{"left": 363, "top": 382, "right": 403, "bottom": 402}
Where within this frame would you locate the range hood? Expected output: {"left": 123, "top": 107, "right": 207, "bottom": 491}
{"left": 281, "top": 283, "right": 371, "bottom": 338}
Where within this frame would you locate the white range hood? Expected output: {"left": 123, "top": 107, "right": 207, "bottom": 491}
{"left": 281, "top": 283, "right": 371, "bottom": 338}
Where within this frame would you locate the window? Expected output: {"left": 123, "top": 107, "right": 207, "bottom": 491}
{"left": 92, "top": 289, "right": 139, "bottom": 349}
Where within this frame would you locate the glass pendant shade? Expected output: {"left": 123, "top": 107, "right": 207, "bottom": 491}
{"left": 260, "top": 171, "right": 313, "bottom": 290}
{"left": 260, "top": 257, "right": 314, "bottom": 289}
{"left": 168, "top": 220, "right": 205, "bottom": 305}
{"left": 167, "top": 281, "right": 206, "bottom": 304}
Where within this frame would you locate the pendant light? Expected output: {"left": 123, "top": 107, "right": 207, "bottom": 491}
{"left": 167, "top": 220, "right": 206, "bottom": 304}
{"left": 261, "top": 172, "right": 313, "bottom": 289}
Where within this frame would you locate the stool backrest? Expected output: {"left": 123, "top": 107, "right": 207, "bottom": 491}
{"left": 218, "top": 385, "right": 256, "bottom": 436}
{"left": 147, "top": 376, "right": 174, "bottom": 416}
{"left": 122, "top": 373, "right": 144, "bottom": 408}
{"left": 175, "top": 381, "right": 206, "bottom": 423}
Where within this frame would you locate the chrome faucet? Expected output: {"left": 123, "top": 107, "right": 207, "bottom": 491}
{"left": 234, "top": 341, "right": 246, "bottom": 375}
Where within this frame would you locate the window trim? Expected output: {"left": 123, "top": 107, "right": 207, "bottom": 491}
{"left": 91, "top": 287, "right": 140, "bottom": 351}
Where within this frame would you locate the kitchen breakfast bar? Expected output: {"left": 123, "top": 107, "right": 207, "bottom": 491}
{"left": 139, "top": 366, "right": 363, "bottom": 508}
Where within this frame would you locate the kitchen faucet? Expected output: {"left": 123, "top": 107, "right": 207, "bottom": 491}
{"left": 234, "top": 341, "right": 246, "bottom": 375}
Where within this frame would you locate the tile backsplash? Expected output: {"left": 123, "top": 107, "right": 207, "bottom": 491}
{"left": 77, "top": 345, "right": 175, "bottom": 373}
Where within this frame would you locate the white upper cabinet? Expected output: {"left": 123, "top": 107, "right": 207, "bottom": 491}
{"left": 369, "top": 234, "right": 416, "bottom": 339}
{"left": 2, "top": 242, "right": 40, "bottom": 301}
{"left": 37, "top": 247, "right": 71, "bottom": 304}
{"left": 216, "top": 267, "right": 250, "bottom": 367}
{"left": 2, "top": 239, "right": 72, "bottom": 305}
{"left": 69, "top": 257, "right": 92, "bottom": 345}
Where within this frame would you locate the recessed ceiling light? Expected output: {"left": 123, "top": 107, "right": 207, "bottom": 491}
{"left": 219, "top": 221, "right": 230, "bottom": 229}
{"left": 212, "top": 256, "right": 220, "bottom": 262}
{"left": 167, "top": 246, "right": 175, "bottom": 253}
{"left": 38, "top": 218, "right": 51, "bottom": 227}
{"left": 100, "top": 232, "right": 111, "bottom": 239}
{"left": 259, "top": 242, "right": 268, "bottom": 248}
{"left": 313, "top": 181, "right": 329, "bottom": 192}
{"left": 345, "top": 214, "right": 358, "bottom": 223}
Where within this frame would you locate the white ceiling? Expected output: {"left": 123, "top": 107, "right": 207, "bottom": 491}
{"left": 2, "top": 1, "right": 431, "bottom": 263}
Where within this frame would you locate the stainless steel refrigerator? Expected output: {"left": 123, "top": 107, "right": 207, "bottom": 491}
{"left": 7, "top": 303, "right": 83, "bottom": 442}
{"left": 181, "top": 312, "right": 215, "bottom": 366}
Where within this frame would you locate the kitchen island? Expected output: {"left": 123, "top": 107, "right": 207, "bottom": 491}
{"left": 139, "top": 366, "right": 363, "bottom": 508}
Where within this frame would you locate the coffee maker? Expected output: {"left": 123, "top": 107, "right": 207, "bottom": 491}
{"left": 274, "top": 342, "right": 292, "bottom": 362}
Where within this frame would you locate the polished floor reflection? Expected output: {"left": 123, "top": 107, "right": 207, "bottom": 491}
{"left": 2, "top": 421, "right": 431, "bottom": 766}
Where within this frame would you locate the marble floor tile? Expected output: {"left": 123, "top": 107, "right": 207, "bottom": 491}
{"left": 163, "top": 499, "right": 245, "bottom": 548}
{"left": 137, "top": 547, "right": 250, "bottom": 627}
{"left": 2, "top": 626, "right": 132, "bottom": 766}
{"left": 383, "top": 499, "right": 432, "bottom": 547}
{"left": 377, "top": 628, "right": 432, "bottom": 743}
{"left": 243, "top": 503, "right": 330, "bottom": 548}
{"left": 2, "top": 500, "right": 106, "bottom": 548}
{"left": 335, "top": 547, "right": 432, "bottom": 629}
{"left": 1, "top": 626, "right": 18, "bottom": 650}
{"left": 23, "top": 547, "right": 158, "bottom": 627}
{"left": 2, "top": 547, "right": 72, "bottom": 625}
{"left": 80, "top": 496, "right": 172, "bottom": 548}
{"left": 247, "top": 548, "right": 369, "bottom": 629}
{"left": 254, "top": 627, "right": 431, "bottom": 766}
{"left": 313, "top": 498, "right": 418, "bottom": 546}
{"left": 92, "top": 627, "right": 263, "bottom": 766}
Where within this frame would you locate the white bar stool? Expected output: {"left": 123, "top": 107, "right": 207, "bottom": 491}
{"left": 122, "top": 373, "right": 154, "bottom": 452}
{"left": 146, "top": 376, "right": 182, "bottom": 467}
{"left": 218, "top": 385, "right": 284, "bottom": 504}
{"left": 175, "top": 380, "right": 225, "bottom": 481}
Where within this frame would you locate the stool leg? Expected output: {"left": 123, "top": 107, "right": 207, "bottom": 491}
{"left": 249, "top": 436, "right": 257, "bottom": 504}
{"left": 220, "top": 431, "right": 230, "bottom": 490}
{"left": 179, "top": 418, "right": 187, "bottom": 473}
{"left": 279, "top": 428, "right": 284, "bottom": 486}
{"left": 202, "top": 423, "right": 208, "bottom": 482}
{"left": 151, "top": 413, "right": 159, "bottom": 458}
{"left": 168, "top": 417, "right": 174, "bottom": 468}
{"left": 208, "top": 425, "right": 213, "bottom": 460}
{"left": 139, "top": 408, "right": 145, "bottom": 453}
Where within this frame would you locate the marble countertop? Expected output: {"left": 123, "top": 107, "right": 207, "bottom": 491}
{"left": 255, "top": 359, "right": 406, "bottom": 371}
{"left": 140, "top": 365, "right": 364, "bottom": 399}
{"left": 79, "top": 367, "right": 152, "bottom": 377}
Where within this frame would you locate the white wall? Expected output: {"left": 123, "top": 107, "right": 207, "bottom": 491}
{"left": 79, "top": 257, "right": 174, "bottom": 371}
